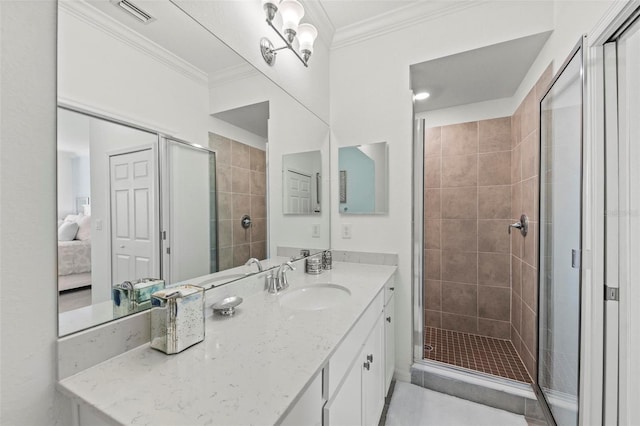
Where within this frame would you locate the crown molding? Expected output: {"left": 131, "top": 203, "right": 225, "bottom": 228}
{"left": 332, "top": 1, "right": 487, "bottom": 50}
{"left": 208, "top": 62, "right": 261, "bottom": 87}
{"left": 59, "top": 0, "right": 208, "bottom": 86}
{"left": 58, "top": 95, "right": 178, "bottom": 136}
{"left": 299, "top": 0, "right": 335, "bottom": 47}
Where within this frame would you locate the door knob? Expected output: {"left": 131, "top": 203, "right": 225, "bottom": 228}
{"left": 386, "top": 316, "right": 391, "bottom": 323}
{"left": 363, "top": 361, "right": 370, "bottom": 371}
{"left": 367, "top": 354, "right": 373, "bottom": 363}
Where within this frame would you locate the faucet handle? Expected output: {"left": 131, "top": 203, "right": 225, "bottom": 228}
{"left": 278, "top": 261, "right": 296, "bottom": 290}
{"left": 265, "top": 273, "right": 278, "bottom": 294}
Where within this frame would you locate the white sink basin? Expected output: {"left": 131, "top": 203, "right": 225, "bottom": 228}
{"left": 279, "top": 283, "right": 351, "bottom": 311}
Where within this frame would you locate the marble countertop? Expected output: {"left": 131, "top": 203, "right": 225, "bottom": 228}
{"left": 58, "top": 261, "right": 397, "bottom": 425}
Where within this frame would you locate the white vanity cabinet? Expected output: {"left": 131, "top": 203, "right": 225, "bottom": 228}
{"left": 324, "top": 274, "right": 395, "bottom": 426}
{"left": 59, "top": 264, "right": 399, "bottom": 426}
{"left": 280, "top": 373, "right": 323, "bottom": 426}
{"left": 324, "top": 313, "right": 384, "bottom": 426}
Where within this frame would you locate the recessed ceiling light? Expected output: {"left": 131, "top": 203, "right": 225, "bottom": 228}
{"left": 414, "top": 92, "right": 430, "bottom": 101}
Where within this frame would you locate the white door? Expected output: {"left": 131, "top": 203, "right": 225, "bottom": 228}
{"left": 286, "top": 170, "right": 311, "bottom": 214}
{"left": 610, "top": 16, "right": 640, "bottom": 426}
{"left": 362, "top": 315, "right": 384, "bottom": 426}
{"left": 110, "top": 149, "right": 158, "bottom": 285}
{"left": 324, "top": 358, "right": 362, "bottom": 426}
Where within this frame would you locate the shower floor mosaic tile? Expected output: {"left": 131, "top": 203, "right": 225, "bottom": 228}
{"left": 424, "top": 327, "right": 532, "bottom": 383}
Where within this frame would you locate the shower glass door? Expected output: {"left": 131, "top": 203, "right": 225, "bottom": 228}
{"left": 538, "top": 42, "right": 583, "bottom": 425}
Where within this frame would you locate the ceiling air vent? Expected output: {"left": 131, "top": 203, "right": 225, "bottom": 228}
{"left": 111, "top": 0, "right": 156, "bottom": 24}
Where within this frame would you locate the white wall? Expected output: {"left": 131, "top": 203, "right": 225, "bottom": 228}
{"left": 174, "top": 0, "right": 331, "bottom": 123}
{"left": 513, "top": 0, "right": 616, "bottom": 109}
{"left": 329, "top": 0, "right": 617, "bottom": 380}
{"left": 57, "top": 151, "right": 75, "bottom": 217}
{"left": 210, "top": 73, "right": 331, "bottom": 254}
{"left": 58, "top": 4, "right": 210, "bottom": 145}
{"left": 0, "top": 1, "right": 70, "bottom": 424}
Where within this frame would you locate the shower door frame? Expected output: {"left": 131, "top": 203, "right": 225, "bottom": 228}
{"left": 534, "top": 37, "right": 586, "bottom": 426}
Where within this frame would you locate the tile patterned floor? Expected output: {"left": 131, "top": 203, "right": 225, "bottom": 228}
{"left": 424, "top": 326, "right": 532, "bottom": 383}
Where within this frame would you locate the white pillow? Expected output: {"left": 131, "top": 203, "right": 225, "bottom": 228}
{"left": 58, "top": 221, "right": 79, "bottom": 241}
{"left": 75, "top": 215, "right": 91, "bottom": 241}
{"left": 64, "top": 214, "right": 80, "bottom": 223}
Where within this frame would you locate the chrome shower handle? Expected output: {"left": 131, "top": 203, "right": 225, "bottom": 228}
{"left": 508, "top": 222, "right": 522, "bottom": 233}
{"left": 508, "top": 214, "right": 529, "bottom": 237}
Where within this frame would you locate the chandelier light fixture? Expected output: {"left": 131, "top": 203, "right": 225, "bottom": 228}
{"left": 260, "top": 0, "right": 318, "bottom": 67}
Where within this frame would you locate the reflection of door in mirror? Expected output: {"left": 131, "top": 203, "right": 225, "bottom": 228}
{"left": 282, "top": 150, "right": 322, "bottom": 215}
{"left": 286, "top": 170, "right": 312, "bottom": 213}
{"left": 109, "top": 149, "right": 159, "bottom": 287}
{"left": 164, "top": 139, "right": 217, "bottom": 284}
{"left": 57, "top": 108, "right": 160, "bottom": 332}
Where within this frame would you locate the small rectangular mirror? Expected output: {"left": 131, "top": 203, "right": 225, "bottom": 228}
{"left": 338, "top": 142, "right": 388, "bottom": 214}
{"left": 282, "top": 150, "right": 322, "bottom": 215}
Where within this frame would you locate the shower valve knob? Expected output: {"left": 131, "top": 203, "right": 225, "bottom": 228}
{"left": 508, "top": 214, "right": 529, "bottom": 237}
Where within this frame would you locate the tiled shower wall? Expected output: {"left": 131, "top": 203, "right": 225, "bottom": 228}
{"left": 424, "top": 117, "right": 513, "bottom": 339}
{"left": 510, "top": 65, "right": 553, "bottom": 378}
{"left": 209, "top": 133, "right": 266, "bottom": 270}
{"left": 423, "top": 64, "right": 553, "bottom": 379}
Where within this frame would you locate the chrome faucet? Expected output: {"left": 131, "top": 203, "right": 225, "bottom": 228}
{"left": 265, "top": 261, "right": 296, "bottom": 294}
{"left": 276, "top": 261, "right": 295, "bottom": 291}
{"left": 245, "top": 257, "right": 263, "bottom": 272}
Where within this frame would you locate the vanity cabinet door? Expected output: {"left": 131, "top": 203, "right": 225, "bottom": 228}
{"left": 281, "top": 372, "right": 323, "bottom": 426}
{"left": 362, "top": 314, "right": 384, "bottom": 426}
{"left": 324, "top": 359, "right": 362, "bottom": 426}
{"left": 384, "top": 293, "right": 395, "bottom": 393}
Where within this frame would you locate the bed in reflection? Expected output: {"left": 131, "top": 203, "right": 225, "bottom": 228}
{"left": 58, "top": 213, "right": 92, "bottom": 292}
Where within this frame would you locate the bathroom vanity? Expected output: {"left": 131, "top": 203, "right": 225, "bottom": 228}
{"left": 58, "top": 260, "right": 396, "bottom": 425}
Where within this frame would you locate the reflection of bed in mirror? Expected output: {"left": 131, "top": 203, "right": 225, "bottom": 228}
{"left": 57, "top": 213, "right": 92, "bottom": 292}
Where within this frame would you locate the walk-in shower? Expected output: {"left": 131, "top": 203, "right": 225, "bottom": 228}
{"left": 419, "top": 106, "right": 544, "bottom": 385}
{"left": 411, "top": 35, "right": 588, "bottom": 424}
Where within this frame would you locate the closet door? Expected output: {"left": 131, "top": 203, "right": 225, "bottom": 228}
{"left": 610, "top": 15, "right": 640, "bottom": 425}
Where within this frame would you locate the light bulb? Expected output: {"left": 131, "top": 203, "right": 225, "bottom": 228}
{"left": 414, "top": 92, "right": 430, "bottom": 101}
{"left": 279, "top": 0, "right": 304, "bottom": 38}
{"left": 297, "top": 23, "right": 317, "bottom": 54}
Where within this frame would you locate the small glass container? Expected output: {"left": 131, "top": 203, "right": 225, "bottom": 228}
{"left": 305, "top": 256, "right": 323, "bottom": 274}
{"left": 150, "top": 285, "right": 205, "bottom": 355}
{"left": 322, "top": 250, "right": 332, "bottom": 270}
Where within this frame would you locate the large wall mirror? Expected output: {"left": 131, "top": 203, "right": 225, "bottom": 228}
{"left": 57, "top": 0, "right": 330, "bottom": 336}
